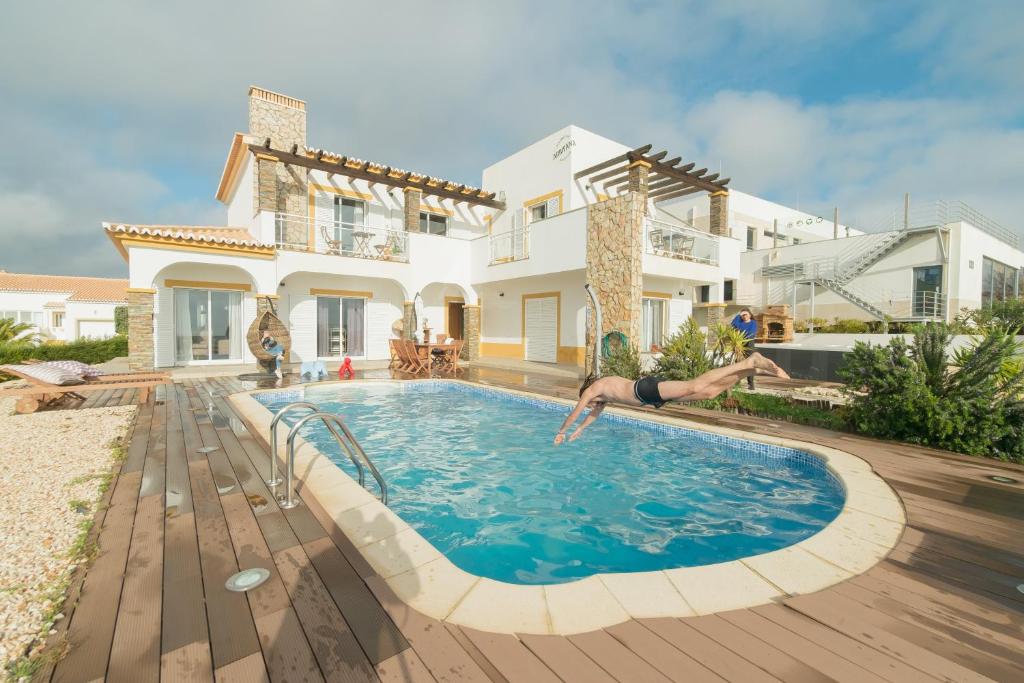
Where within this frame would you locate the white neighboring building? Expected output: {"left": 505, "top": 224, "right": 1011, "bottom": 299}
{"left": 0, "top": 271, "right": 128, "bottom": 340}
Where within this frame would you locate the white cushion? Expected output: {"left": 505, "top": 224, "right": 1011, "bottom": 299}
{"left": 1, "top": 364, "right": 85, "bottom": 386}
{"left": 40, "top": 360, "right": 104, "bottom": 378}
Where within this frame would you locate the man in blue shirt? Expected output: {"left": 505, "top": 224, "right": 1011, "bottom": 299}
{"left": 730, "top": 307, "right": 758, "bottom": 389}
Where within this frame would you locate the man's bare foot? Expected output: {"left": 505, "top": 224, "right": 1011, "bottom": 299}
{"left": 750, "top": 352, "right": 790, "bottom": 379}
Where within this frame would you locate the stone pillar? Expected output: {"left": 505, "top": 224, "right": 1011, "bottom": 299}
{"left": 402, "top": 301, "right": 416, "bottom": 340}
{"left": 709, "top": 190, "right": 730, "bottom": 237}
{"left": 126, "top": 288, "right": 155, "bottom": 372}
{"left": 404, "top": 188, "right": 422, "bottom": 232}
{"left": 585, "top": 194, "right": 645, "bottom": 375}
{"left": 249, "top": 86, "right": 309, "bottom": 244}
{"left": 626, "top": 160, "right": 651, "bottom": 205}
{"left": 705, "top": 303, "right": 727, "bottom": 333}
{"left": 462, "top": 305, "right": 481, "bottom": 361}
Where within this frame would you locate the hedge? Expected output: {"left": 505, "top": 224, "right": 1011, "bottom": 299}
{"left": 0, "top": 335, "right": 128, "bottom": 368}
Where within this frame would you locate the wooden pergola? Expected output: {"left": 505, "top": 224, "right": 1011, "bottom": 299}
{"left": 574, "top": 144, "right": 730, "bottom": 203}
{"left": 247, "top": 140, "right": 507, "bottom": 210}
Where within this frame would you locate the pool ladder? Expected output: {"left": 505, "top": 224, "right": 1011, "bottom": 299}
{"left": 268, "top": 402, "right": 388, "bottom": 509}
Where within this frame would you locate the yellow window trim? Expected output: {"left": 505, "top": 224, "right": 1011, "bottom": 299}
{"left": 126, "top": 287, "right": 157, "bottom": 294}
{"left": 420, "top": 204, "right": 454, "bottom": 217}
{"left": 642, "top": 290, "right": 672, "bottom": 299}
{"left": 165, "top": 279, "right": 252, "bottom": 292}
{"left": 522, "top": 189, "right": 564, "bottom": 213}
{"left": 521, "top": 291, "right": 561, "bottom": 358}
{"left": 309, "top": 288, "right": 374, "bottom": 298}
{"left": 310, "top": 182, "right": 375, "bottom": 202}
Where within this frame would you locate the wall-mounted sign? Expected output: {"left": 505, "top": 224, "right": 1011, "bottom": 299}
{"left": 552, "top": 135, "right": 575, "bottom": 162}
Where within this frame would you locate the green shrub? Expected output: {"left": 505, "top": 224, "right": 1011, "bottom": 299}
{"left": 838, "top": 324, "right": 1024, "bottom": 462}
{"left": 114, "top": 306, "right": 128, "bottom": 335}
{"left": 0, "top": 335, "right": 128, "bottom": 370}
{"left": 732, "top": 391, "right": 846, "bottom": 431}
{"left": 602, "top": 342, "right": 644, "bottom": 380}
{"left": 824, "top": 318, "right": 871, "bottom": 333}
{"left": 655, "top": 318, "right": 712, "bottom": 381}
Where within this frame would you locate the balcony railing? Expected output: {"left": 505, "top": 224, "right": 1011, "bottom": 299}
{"left": 274, "top": 213, "right": 409, "bottom": 262}
{"left": 489, "top": 226, "right": 529, "bottom": 265}
{"left": 645, "top": 219, "right": 719, "bottom": 265}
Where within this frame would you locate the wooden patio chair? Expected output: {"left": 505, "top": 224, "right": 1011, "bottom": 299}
{"left": 388, "top": 339, "right": 403, "bottom": 369}
{"left": 0, "top": 364, "right": 171, "bottom": 414}
{"left": 401, "top": 339, "right": 429, "bottom": 375}
{"left": 439, "top": 340, "right": 464, "bottom": 373}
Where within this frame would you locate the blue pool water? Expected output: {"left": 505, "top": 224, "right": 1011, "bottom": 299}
{"left": 255, "top": 382, "right": 845, "bottom": 584}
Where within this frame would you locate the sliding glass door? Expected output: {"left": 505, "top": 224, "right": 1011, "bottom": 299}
{"left": 174, "top": 288, "right": 242, "bottom": 363}
{"left": 316, "top": 296, "right": 365, "bottom": 357}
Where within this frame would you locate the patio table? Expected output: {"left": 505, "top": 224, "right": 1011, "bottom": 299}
{"left": 413, "top": 342, "right": 458, "bottom": 373}
{"left": 352, "top": 230, "right": 374, "bottom": 257}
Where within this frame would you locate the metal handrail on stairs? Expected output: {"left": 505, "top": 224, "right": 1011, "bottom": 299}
{"left": 281, "top": 411, "right": 388, "bottom": 509}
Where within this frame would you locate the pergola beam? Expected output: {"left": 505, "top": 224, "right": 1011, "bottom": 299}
{"left": 249, "top": 144, "right": 506, "bottom": 209}
{"left": 653, "top": 186, "right": 703, "bottom": 203}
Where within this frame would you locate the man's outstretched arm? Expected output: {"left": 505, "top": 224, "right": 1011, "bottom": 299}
{"left": 554, "top": 386, "right": 600, "bottom": 444}
{"left": 567, "top": 402, "right": 605, "bottom": 442}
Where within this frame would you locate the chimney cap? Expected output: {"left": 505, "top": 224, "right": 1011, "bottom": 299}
{"left": 248, "top": 86, "right": 306, "bottom": 111}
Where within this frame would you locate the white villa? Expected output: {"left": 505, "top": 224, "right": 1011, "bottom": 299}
{"left": 106, "top": 87, "right": 1023, "bottom": 372}
{"left": 0, "top": 271, "right": 127, "bottom": 341}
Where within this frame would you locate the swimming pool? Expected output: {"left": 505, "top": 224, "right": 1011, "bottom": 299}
{"left": 254, "top": 381, "right": 845, "bottom": 585}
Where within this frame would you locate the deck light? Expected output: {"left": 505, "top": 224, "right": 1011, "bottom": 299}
{"left": 196, "top": 446, "right": 220, "bottom": 454}
{"left": 225, "top": 568, "right": 270, "bottom": 592}
{"left": 988, "top": 475, "right": 1018, "bottom": 484}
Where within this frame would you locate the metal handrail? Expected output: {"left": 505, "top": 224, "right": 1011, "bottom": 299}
{"left": 282, "top": 411, "right": 387, "bottom": 509}
{"left": 269, "top": 402, "right": 318, "bottom": 487}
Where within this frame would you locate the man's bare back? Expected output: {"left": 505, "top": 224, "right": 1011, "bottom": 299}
{"left": 554, "top": 352, "right": 789, "bottom": 444}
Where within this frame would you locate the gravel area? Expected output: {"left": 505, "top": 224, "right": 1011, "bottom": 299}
{"left": 0, "top": 397, "right": 136, "bottom": 672}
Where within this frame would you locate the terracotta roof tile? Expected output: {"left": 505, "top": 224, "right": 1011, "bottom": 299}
{"left": 0, "top": 272, "right": 128, "bottom": 303}
{"left": 103, "top": 223, "right": 270, "bottom": 247}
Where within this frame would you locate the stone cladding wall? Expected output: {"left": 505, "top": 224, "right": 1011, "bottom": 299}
{"left": 710, "top": 191, "right": 730, "bottom": 236}
{"left": 462, "top": 305, "right": 481, "bottom": 361}
{"left": 127, "top": 290, "right": 155, "bottom": 371}
{"left": 249, "top": 90, "right": 308, "bottom": 245}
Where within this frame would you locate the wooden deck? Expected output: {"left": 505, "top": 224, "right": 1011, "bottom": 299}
{"left": 32, "top": 369, "right": 1024, "bottom": 682}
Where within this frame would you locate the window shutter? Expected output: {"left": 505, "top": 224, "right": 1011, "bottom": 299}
{"left": 546, "top": 194, "right": 561, "bottom": 217}
{"left": 312, "top": 191, "right": 333, "bottom": 251}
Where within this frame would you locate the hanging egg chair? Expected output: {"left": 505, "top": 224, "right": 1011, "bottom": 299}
{"left": 246, "top": 298, "right": 291, "bottom": 364}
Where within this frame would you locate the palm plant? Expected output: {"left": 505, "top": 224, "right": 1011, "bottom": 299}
{"left": 0, "top": 318, "right": 34, "bottom": 343}
{"left": 709, "top": 322, "right": 752, "bottom": 365}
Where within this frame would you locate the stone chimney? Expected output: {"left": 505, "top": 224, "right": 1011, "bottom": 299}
{"left": 248, "top": 86, "right": 306, "bottom": 149}
{"left": 248, "top": 87, "right": 309, "bottom": 240}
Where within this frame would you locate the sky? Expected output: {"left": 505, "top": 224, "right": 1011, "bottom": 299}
{"left": 1, "top": 0, "right": 1022, "bottom": 277}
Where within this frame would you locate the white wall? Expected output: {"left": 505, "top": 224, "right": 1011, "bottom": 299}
{"left": 476, "top": 271, "right": 588, "bottom": 355}
{"left": 948, "top": 222, "right": 1024, "bottom": 311}
{"left": 226, "top": 153, "right": 255, "bottom": 230}
{"left": 471, "top": 207, "right": 587, "bottom": 284}
{"left": 0, "top": 291, "right": 120, "bottom": 341}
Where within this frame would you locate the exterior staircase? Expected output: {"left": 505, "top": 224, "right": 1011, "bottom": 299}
{"left": 833, "top": 230, "right": 912, "bottom": 284}
{"left": 814, "top": 278, "right": 888, "bottom": 320}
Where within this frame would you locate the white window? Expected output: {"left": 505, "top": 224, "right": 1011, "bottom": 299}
{"left": 746, "top": 226, "right": 756, "bottom": 250}
{"left": 419, "top": 212, "right": 448, "bottom": 236}
{"left": 52, "top": 312, "right": 64, "bottom": 328}
{"left": 316, "top": 296, "right": 366, "bottom": 357}
{"left": 529, "top": 203, "right": 547, "bottom": 223}
{"left": 0, "top": 311, "right": 42, "bottom": 327}
{"left": 641, "top": 298, "right": 667, "bottom": 352}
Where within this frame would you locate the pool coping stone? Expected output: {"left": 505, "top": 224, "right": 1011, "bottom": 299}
{"left": 229, "top": 378, "right": 906, "bottom": 635}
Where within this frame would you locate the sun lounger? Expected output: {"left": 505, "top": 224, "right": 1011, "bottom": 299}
{"left": 0, "top": 362, "right": 171, "bottom": 414}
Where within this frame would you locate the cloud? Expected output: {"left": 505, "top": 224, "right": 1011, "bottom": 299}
{"left": 0, "top": 0, "right": 1021, "bottom": 276}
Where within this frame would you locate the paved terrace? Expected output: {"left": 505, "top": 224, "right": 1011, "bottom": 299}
{"left": 32, "top": 367, "right": 1024, "bottom": 682}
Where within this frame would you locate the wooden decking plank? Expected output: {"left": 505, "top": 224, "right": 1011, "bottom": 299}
{"left": 188, "top": 458, "right": 262, "bottom": 669}
{"left": 604, "top": 620, "right": 725, "bottom": 683}
{"left": 304, "top": 539, "right": 408, "bottom": 666}
{"left": 517, "top": 634, "right": 617, "bottom": 683}
{"left": 161, "top": 512, "right": 214, "bottom": 681}
{"left": 117, "top": 388, "right": 137, "bottom": 406}
{"left": 375, "top": 649, "right": 437, "bottom": 683}
{"left": 684, "top": 614, "right": 837, "bottom": 683}
{"left": 364, "top": 574, "right": 489, "bottom": 681}
{"left": 752, "top": 604, "right": 933, "bottom": 683}
{"left": 789, "top": 589, "right": 1020, "bottom": 681}
{"left": 863, "top": 563, "right": 1024, "bottom": 633}
{"left": 272, "top": 544, "right": 378, "bottom": 683}
{"left": 213, "top": 651, "right": 271, "bottom": 683}
{"left": 785, "top": 593, "right": 995, "bottom": 682}
{"left": 78, "top": 388, "right": 110, "bottom": 409}
{"left": 164, "top": 382, "right": 194, "bottom": 515}
{"left": 718, "top": 610, "right": 888, "bottom": 683}
{"left": 900, "top": 525, "right": 1024, "bottom": 578}
{"left": 105, "top": 389, "right": 126, "bottom": 407}
{"left": 138, "top": 395, "right": 166, "bottom": 497}
{"left": 905, "top": 508, "right": 1019, "bottom": 551}
{"left": 122, "top": 398, "right": 154, "bottom": 472}
{"left": 635, "top": 618, "right": 779, "bottom": 682}
{"left": 175, "top": 383, "right": 209, "bottom": 463}
{"left": 887, "top": 545, "right": 1024, "bottom": 609}
{"left": 51, "top": 470, "right": 142, "bottom": 683}
{"left": 566, "top": 630, "right": 673, "bottom": 683}
{"left": 458, "top": 627, "right": 562, "bottom": 683}
{"left": 442, "top": 625, "right": 509, "bottom": 683}
{"left": 218, "top": 492, "right": 292, "bottom": 619}
{"left": 106, "top": 492, "right": 165, "bottom": 683}
{"left": 835, "top": 579, "right": 1024, "bottom": 664}
{"left": 253, "top": 607, "right": 325, "bottom": 683}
